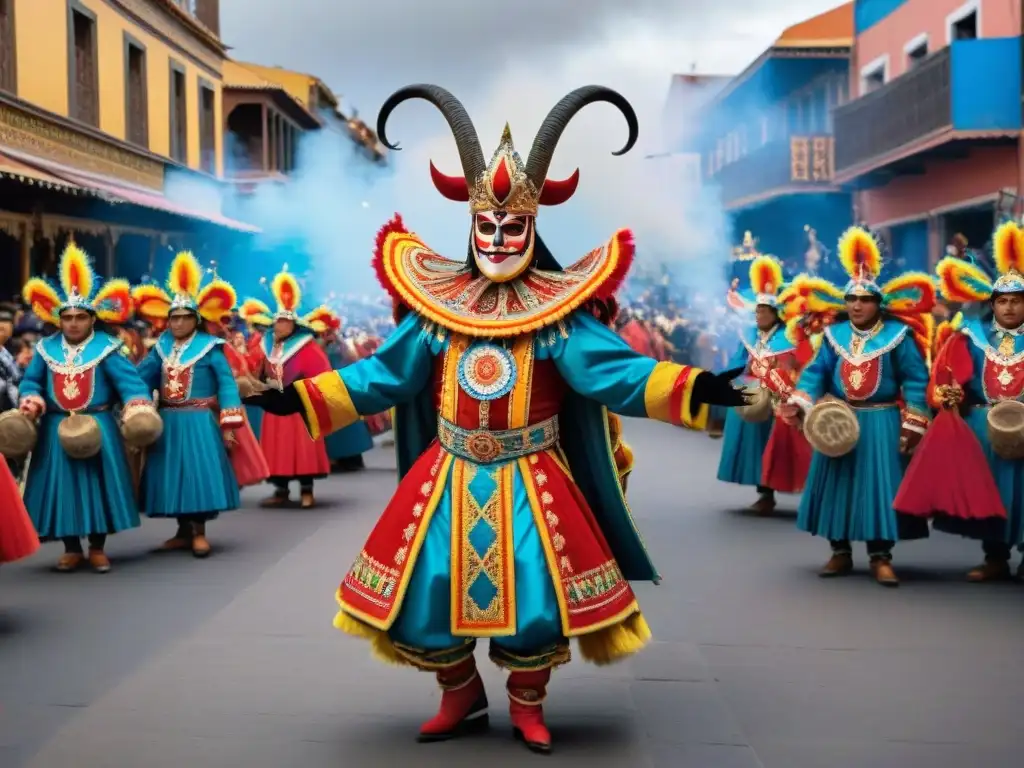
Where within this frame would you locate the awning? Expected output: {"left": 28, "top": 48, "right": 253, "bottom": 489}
{"left": 0, "top": 148, "right": 260, "bottom": 233}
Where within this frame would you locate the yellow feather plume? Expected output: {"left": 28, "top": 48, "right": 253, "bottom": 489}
{"left": 58, "top": 241, "right": 95, "bottom": 301}
{"left": 167, "top": 251, "right": 203, "bottom": 298}
{"left": 239, "top": 298, "right": 273, "bottom": 327}
{"left": 271, "top": 271, "right": 302, "bottom": 313}
{"left": 837, "top": 226, "right": 882, "bottom": 282}
{"left": 878, "top": 271, "right": 937, "bottom": 315}
{"left": 993, "top": 220, "right": 1024, "bottom": 276}
{"left": 935, "top": 256, "right": 993, "bottom": 303}
{"left": 196, "top": 279, "right": 238, "bottom": 323}
{"left": 22, "top": 277, "right": 61, "bottom": 325}
{"left": 92, "top": 279, "right": 133, "bottom": 325}
{"left": 131, "top": 284, "right": 172, "bottom": 321}
{"left": 749, "top": 255, "right": 783, "bottom": 297}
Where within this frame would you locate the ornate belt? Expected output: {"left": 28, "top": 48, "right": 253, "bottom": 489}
{"left": 161, "top": 396, "right": 218, "bottom": 410}
{"left": 437, "top": 415, "right": 559, "bottom": 464}
{"left": 846, "top": 401, "right": 898, "bottom": 411}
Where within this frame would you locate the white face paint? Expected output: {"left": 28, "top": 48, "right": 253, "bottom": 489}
{"left": 471, "top": 211, "right": 534, "bottom": 282}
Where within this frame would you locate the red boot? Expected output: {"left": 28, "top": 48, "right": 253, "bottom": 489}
{"left": 417, "top": 656, "right": 489, "bottom": 742}
{"left": 508, "top": 669, "right": 552, "bottom": 754}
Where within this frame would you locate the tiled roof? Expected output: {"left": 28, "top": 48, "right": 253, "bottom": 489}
{"left": 775, "top": 1, "right": 853, "bottom": 48}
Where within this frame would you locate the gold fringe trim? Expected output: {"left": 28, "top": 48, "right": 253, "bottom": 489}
{"left": 576, "top": 611, "right": 652, "bottom": 666}
{"left": 333, "top": 609, "right": 411, "bottom": 667}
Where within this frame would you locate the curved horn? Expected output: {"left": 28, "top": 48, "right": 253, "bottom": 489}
{"left": 525, "top": 86, "right": 638, "bottom": 191}
{"left": 376, "top": 84, "right": 486, "bottom": 185}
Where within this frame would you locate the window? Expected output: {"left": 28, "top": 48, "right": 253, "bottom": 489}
{"left": 949, "top": 4, "right": 978, "bottom": 41}
{"left": 198, "top": 83, "right": 216, "bottom": 173}
{"left": 69, "top": 6, "right": 99, "bottom": 127}
{"left": 859, "top": 55, "right": 887, "bottom": 96}
{"left": 125, "top": 40, "right": 148, "bottom": 147}
{"left": 0, "top": 0, "right": 15, "bottom": 94}
{"left": 169, "top": 64, "right": 188, "bottom": 163}
{"left": 905, "top": 35, "right": 929, "bottom": 69}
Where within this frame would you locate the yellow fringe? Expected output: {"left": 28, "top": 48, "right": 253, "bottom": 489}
{"left": 576, "top": 611, "right": 652, "bottom": 666}
{"left": 333, "top": 609, "right": 411, "bottom": 667}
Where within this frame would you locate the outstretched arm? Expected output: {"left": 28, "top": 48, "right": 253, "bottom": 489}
{"left": 551, "top": 312, "right": 745, "bottom": 431}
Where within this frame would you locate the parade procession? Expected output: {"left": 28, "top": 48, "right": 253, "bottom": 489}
{"left": 3, "top": 0, "right": 1024, "bottom": 766}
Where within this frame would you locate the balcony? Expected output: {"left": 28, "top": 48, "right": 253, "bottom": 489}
{"left": 833, "top": 37, "right": 1021, "bottom": 179}
{"left": 711, "top": 135, "right": 836, "bottom": 209}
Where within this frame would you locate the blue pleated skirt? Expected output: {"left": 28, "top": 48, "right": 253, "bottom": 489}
{"left": 141, "top": 408, "right": 240, "bottom": 519}
{"left": 717, "top": 408, "right": 773, "bottom": 487}
{"left": 797, "top": 406, "right": 927, "bottom": 542}
{"left": 388, "top": 459, "right": 564, "bottom": 654}
{"left": 246, "top": 405, "right": 263, "bottom": 440}
{"left": 965, "top": 407, "right": 1024, "bottom": 547}
{"left": 325, "top": 420, "right": 373, "bottom": 460}
{"left": 23, "top": 411, "right": 140, "bottom": 539}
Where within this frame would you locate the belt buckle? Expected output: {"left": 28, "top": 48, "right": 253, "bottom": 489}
{"left": 465, "top": 430, "right": 503, "bottom": 463}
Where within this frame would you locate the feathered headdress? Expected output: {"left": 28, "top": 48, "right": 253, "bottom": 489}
{"left": 269, "top": 266, "right": 303, "bottom": 321}
{"left": 935, "top": 221, "right": 1024, "bottom": 303}
{"left": 786, "top": 226, "right": 937, "bottom": 360}
{"left": 239, "top": 298, "right": 273, "bottom": 327}
{"left": 131, "top": 251, "right": 237, "bottom": 325}
{"left": 304, "top": 305, "right": 342, "bottom": 335}
{"left": 22, "top": 241, "right": 133, "bottom": 326}
{"left": 749, "top": 255, "right": 784, "bottom": 308}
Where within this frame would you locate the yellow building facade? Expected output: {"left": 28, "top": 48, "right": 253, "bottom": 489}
{"left": 8, "top": 0, "right": 226, "bottom": 180}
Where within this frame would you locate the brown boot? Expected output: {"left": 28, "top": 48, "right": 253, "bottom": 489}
{"left": 418, "top": 656, "right": 489, "bottom": 742}
{"left": 88, "top": 549, "right": 111, "bottom": 574}
{"left": 55, "top": 552, "right": 84, "bottom": 573}
{"left": 819, "top": 552, "right": 853, "bottom": 578}
{"left": 157, "top": 536, "right": 191, "bottom": 552}
{"left": 749, "top": 494, "right": 776, "bottom": 516}
{"left": 191, "top": 522, "right": 211, "bottom": 558}
{"left": 967, "top": 560, "right": 1011, "bottom": 583}
{"left": 508, "top": 669, "right": 552, "bottom": 754}
{"left": 870, "top": 558, "right": 898, "bottom": 587}
{"left": 300, "top": 491, "right": 315, "bottom": 508}
{"left": 260, "top": 492, "right": 290, "bottom": 508}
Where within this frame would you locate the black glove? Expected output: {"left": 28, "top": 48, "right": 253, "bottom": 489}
{"left": 690, "top": 367, "right": 751, "bottom": 413}
{"left": 244, "top": 384, "right": 304, "bottom": 417}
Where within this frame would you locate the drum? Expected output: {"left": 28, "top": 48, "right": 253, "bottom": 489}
{"left": 737, "top": 385, "right": 772, "bottom": 423}
{"left": 0, "top": 409, "right": 37, "bottom": 459}
{"left": 121, "top": 402, "right": 164, "bottom": 449}
{"left": 803, "top": 397, "right": 860, "bottom": 458}
{"left": 58, "top": 413, "right": 102, "bottom": 460}
{"left": 987, "top": 400, "right": 1024, "bottom": 460}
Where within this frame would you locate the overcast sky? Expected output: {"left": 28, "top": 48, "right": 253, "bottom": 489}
{"left": 218, "top": 1, "right": 848, "bottom": 295}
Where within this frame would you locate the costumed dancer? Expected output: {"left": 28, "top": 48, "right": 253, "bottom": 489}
{"left": 246, "top": 270, "right": 332, "bottom": 508}
{"left": 716, "top": 256, "right": 813, "bottom": 514}
{"left": 132, "top": 254, "right": 246, "bottom": 556}
{"left": 780, "top": 227, "right": 935, "bottom": 586}
{"left": 17, "top": 243, "right": 160, "bottom": 573}
{"left": 238, "top": 299, "right": 271, "bottom": 440}
{"left": 216, "top": 316, "right": 271, "bottom": 488}
{"left": 906, "top": 223, "right": 1024, "bottom": 581}
{"left": 318, "top": 316, "right": 374, "bottom": 473}
{"left": 247, "top": 84, "right": 746, "bottom": 752}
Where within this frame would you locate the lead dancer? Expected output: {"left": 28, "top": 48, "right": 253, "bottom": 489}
{"left": 248, "top": 85, "right": 746, "bottom": 753}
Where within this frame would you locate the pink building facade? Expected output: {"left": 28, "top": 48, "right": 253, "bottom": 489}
{"left": 835, "top": 0, "right": 1022, "bottom": 268}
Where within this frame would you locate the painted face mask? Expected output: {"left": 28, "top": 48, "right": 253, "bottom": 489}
{"left": 376, "top": 85, "right": 637, "bottom": 283}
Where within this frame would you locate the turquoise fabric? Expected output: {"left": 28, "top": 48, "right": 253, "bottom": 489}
{"left": 388, "top": 458, "right": 565, "bottom": 653}
{"left": 246, "top": 405, "right": 263, "bottom": 439}
{"left": 136, "top": 334, "right": 241, "bottom": 518}
{"left": 19, "top": 332, "right": 148, "bottom": 539}
{"left": 718, "top": 408, "right": 773, "bottom": 486}
{"left": 323, "top": 345, "right": 373, "bottom": 459}
{"left": 795, "top": 320, "right": 930, "bottom": 543}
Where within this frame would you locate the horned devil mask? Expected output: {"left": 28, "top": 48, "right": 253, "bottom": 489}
{"left": 376, "top": 84, "right": 639, "bottom": 282}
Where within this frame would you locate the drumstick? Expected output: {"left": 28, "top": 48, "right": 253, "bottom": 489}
{"left": 18, "top": 451, "right": 32, "bottom": 497}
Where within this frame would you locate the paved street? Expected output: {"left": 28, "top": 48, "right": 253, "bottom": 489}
{"left": 1, "top": 419, "right": 1022, "bottom": 767}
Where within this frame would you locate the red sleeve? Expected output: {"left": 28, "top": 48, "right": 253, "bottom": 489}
{"left": 298, "top": 340, "right": 333, "bottom": 378}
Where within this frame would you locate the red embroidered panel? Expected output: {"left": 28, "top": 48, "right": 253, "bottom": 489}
{"left": 162, "top": 364, "right": 194, "bottom": 403}
{"left": 839, "top": 357, "right": 881, "bottom": 400}
{"left": 51, "top": 369, "right": 95, "bottom": 411}
{"left": 982, "top": 357, "right": 1024, "bottom": 401}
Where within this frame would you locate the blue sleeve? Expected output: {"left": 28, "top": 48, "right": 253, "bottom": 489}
{"left": 795, "top": 338, "right": 836, "bottom": 401}
{"left": 102, "top": 349, "right": 153, "bottom": 403}
{"left": 893, "top": 335, "right": 929, "bottom": 414}
{"left": 211, "top": 347, "right": 242, "bottom": 411}
{"left": 550, "top": 312, "right": 708, "bottom": 429}
{"left": 727, "top": 343, "right": 749, "bottom": 374}
{"left": 17, "top": 352, "right": 46, "bottom": 401}
{"left": 136, "top": 348, "right": 162, "bottom": 391}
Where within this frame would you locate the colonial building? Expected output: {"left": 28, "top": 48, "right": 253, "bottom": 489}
{"left": 835, "top": 0, "right": 1021, "bottom": 270}
{"left": 0, "top": 0, "right": 254, "bottom": 299}
{"left": 683, "top": 3, "right": 855, "bottom": 283}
